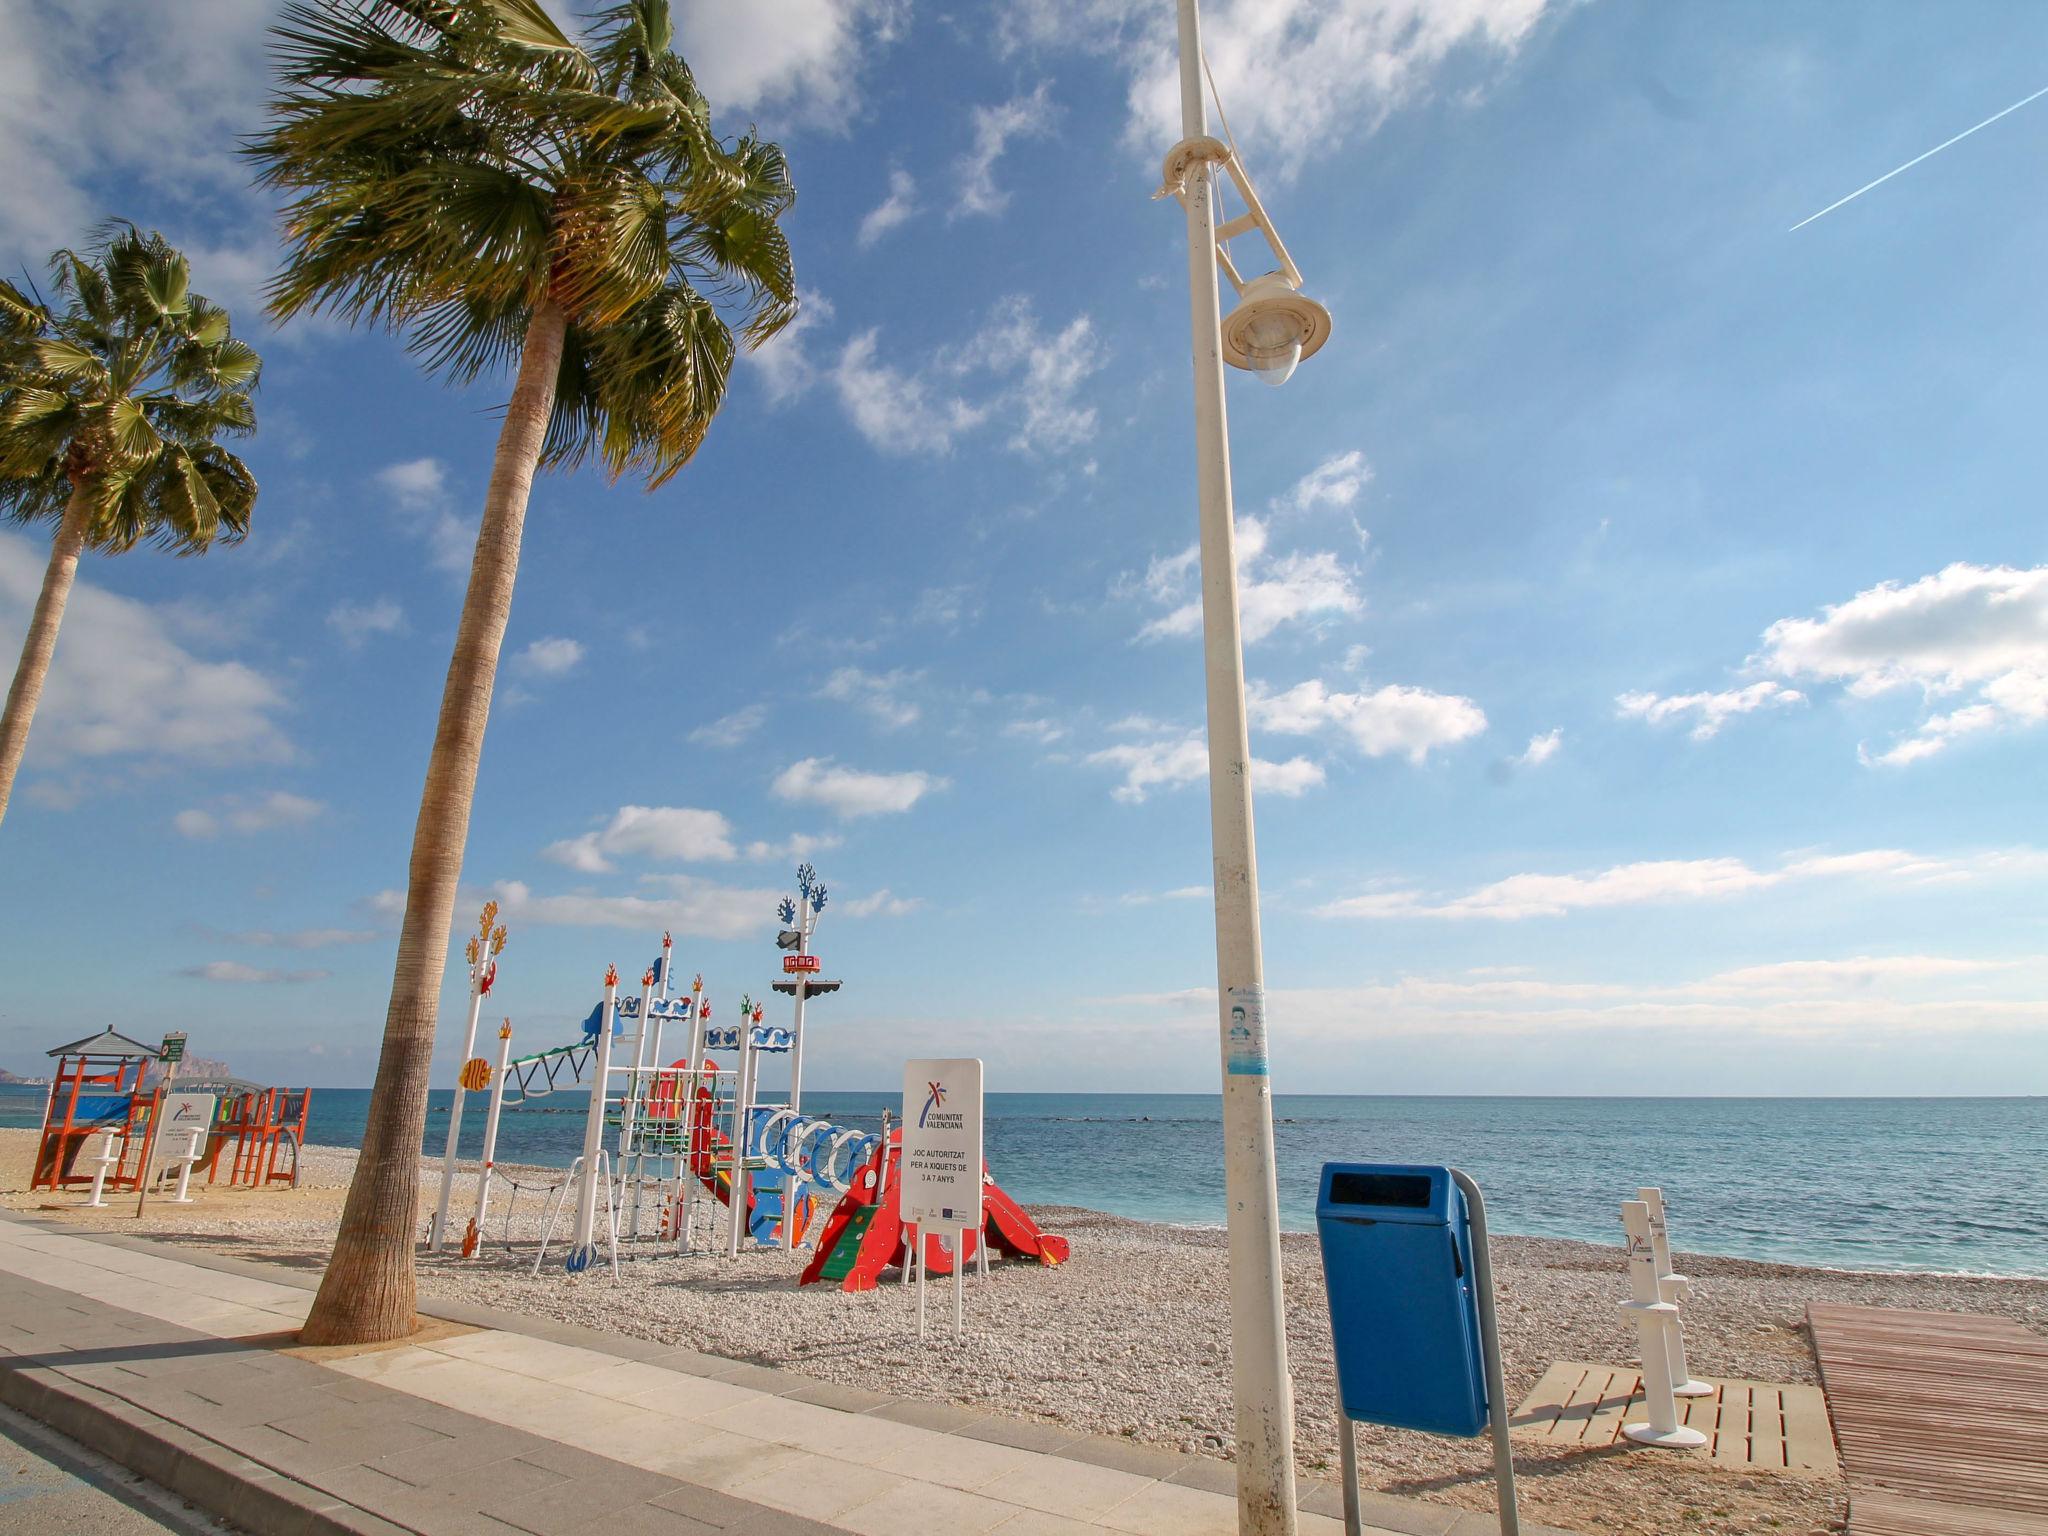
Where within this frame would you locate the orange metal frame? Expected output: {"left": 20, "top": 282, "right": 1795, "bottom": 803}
{"left": 32, "top": 1054, "right": 155, "bottom": 1193}
{"left": 203, "top": 1086, "right": 312, "bottom": 1188}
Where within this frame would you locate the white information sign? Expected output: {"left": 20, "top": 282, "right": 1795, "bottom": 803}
{"left": 899, "top": 1059, "right": 983, "bottom": 1227}
{"left": 152, "top": 1093, "right": 216, "bottom": 1167}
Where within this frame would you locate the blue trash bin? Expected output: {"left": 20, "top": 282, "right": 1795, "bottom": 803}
{"left": 1315, "top": 1163, "right": 1488, "bottom": 1438}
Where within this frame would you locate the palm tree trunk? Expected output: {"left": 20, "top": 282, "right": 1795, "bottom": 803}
{"left": 0, "top": 487, "right": 92, "bottom": 831}
{"left": 300, "top": 299, "right": 568, "bottom": 1345}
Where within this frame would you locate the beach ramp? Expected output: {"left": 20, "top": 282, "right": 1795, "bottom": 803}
{"left": 1809, "top": 1302, "right": 2048, "bottom": 1535}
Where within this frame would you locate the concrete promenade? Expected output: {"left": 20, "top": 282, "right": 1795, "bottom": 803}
{"left": 0, "top": 1213, "right": 1548, "bottom": 1536}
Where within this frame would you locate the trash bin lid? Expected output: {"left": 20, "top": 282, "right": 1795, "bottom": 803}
{"left": 1316, "top": 1163, "right": 1456, "bottom": 1225}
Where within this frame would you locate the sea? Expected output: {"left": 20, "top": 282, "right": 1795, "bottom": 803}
{"left": 4, "top": 1084, "right": 2042, "bottom": 1278}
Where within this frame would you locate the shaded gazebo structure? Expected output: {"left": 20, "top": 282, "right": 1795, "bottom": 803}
{"left": 32, "top": 1028, "right": 159, "bottom": 1193}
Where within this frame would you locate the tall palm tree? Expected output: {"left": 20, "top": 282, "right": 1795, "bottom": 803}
{"left": 0, "top": 226, "right": 261, "bottom": 829}
{"left": 253, "top": 0, "right": 796, "bottom": 1343}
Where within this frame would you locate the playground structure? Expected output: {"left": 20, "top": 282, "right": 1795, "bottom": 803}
{"left": 32, "top": 1029, "right": 159, "bottom": 1193}
{"left": 33, "top": 1029, "right": 311, "bottom": 1199}
{"left": 448, "top": 863, "right": 1068, "bottom": 1289}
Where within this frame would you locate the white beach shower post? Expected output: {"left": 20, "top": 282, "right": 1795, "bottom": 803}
{"left": 1619, "top": 1199, "right": 1707, "bottom": 1449}
{"left": 1640, "top": 1186, "right": 1712, "bottom": 1397}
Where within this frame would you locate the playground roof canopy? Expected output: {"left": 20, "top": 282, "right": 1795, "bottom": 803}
{"left": 46, "top": 1028, "right": 159, "bottom": 1060}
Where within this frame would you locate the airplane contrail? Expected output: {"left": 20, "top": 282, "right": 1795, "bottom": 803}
{"left": 1791, "top": 83, "right": 2048, "bottom": 231}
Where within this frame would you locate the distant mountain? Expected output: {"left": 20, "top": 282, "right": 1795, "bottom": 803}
{"left": 0, "top": 1067, "right": 48, "bottom": 1086}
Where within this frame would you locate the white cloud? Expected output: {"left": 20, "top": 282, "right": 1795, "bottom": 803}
{"left": 1002, "top": 0, "right": 1555, "bottom": 178}
{"left": 178, "top": 960, "right": 330, "bottom": 984}
{"left": 859, "top": 168, "right": 918, "bottom": 247}
{"left": 542, "top": 805, "right": 738, "bottom": 873}
{"left": 1248, "top": 677, "right": 1486, "bottom": 762}
{"left": 1271, "top": 450, "right": 1371, "bottom": 517}
{"left": 772, "top": 757, "right": 945, "bottom": 818}
{"left": 690, "top": 705, "right": 769, "bottom": 748}
{"left": 750, "top": 290, "right": 835, "bottom": 405}
{"left": 843, "top": 888, "right": 925, "bottom": 917}
{"left": 209, "top": 927, "right": 377, "bottom": 950}
{"left": 173, "top": 791, "right": 325, "bottom": 840}
{"left": 327, "top": 597, "right": 405, "bottom": 648}
{"left": 1004, "top": 716, "right": 1069, "bottom": 745}
{"left": 1134, "top": 516, "right": 1362, "bottom": 643}
{"left": 1317, "top": 844, "right": 2044, "bottom": 921}
{"left": 1757, "top": 562, "right": 2048, "bottom": 765}
{"left": 476, "top": 875, "right": 782, "bottom": 942}
{"left": 832, "top": 296, "right": 1101, "bottom": 457}
{"left": 516, "top": 636, "right": 585, "bottom": 677}
{"left": 833, "top": 331, "right": 989, "bottom": 454}
{"left": 820, "top": 666, "right": 923, "bottom": 728}
{"left": 1086, "top": 730, "right": 1327, "bottom": 803}
{"left": 374, "top": 458, "right": 475, "bottom": 575}
{"left": 955, "top": 84, "right": 1055, "bottom": 217}
{"left": 671, "top": 0, "right": 906, "bottom": 127}
{"left": 0, "top": 533, "right": 292, "bottom": 769}
{"left": 1254, "top": 755, "right": 1326, "bottom": 796}
{"left": 0, "top": 1, "right": 273, "bottom": 264}
{"left": 1615, "top": 681, "right": 1804, "bottom": 740}
{"left": 1515, "top": 728, "right": 1561, "bottom": 768}
{"left": 911, "top": 584, "right": 983, "bottom": 629}
{"left": 741, "top": 832, "right": 844, "bottom": 861}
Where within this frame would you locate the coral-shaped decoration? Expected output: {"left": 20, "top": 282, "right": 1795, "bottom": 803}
{"left": 604, "top": 963, "right": 619, "bottom": 989}
{"left": 478, "top": 961, "right": 496, "bottom": 996}
{"left": 498, "top": 1019, "right": 513, "bottom": 1039}
{"left": 642, "top": 968, "right": 656, "bottom": 988}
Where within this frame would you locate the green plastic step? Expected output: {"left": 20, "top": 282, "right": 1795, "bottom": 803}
{"left": 820, "top": 1203, "right": 876, "bottom": 1283}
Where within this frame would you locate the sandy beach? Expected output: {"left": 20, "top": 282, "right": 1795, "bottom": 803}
{"left": 7, "top": 1129, "right": 2046, "bottom": 1536}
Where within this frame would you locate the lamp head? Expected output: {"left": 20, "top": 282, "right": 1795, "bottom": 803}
{"left": 1221, "top": 271, "right": 1331, "bottom": 387}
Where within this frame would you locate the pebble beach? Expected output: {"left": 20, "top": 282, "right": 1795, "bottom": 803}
{"left": 7, "top": 1130, "right": 2047, "bottom": 1536}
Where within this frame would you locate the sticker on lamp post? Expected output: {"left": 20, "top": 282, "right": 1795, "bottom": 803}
{"left": 1224, "top": 985, "right": 1269, "bottom": 1076}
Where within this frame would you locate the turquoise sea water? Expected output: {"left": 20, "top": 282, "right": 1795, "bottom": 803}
{"left": 6, "top": 1084, "right": 2040, "bottom": 1277}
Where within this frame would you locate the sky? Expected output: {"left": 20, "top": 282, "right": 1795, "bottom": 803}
{"left": 1, "top": 0, "right": 2045, "bottom": 1097}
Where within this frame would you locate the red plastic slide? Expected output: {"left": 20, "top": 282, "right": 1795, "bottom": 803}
{"left": 800, "top": 1128, "right": 1068, "bottom": 1292}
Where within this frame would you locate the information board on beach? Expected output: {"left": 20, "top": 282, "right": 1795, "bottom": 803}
{"left": 899, "top": 1058, "right": 983, "bottom": 1227}
{"left": 151, "top": 1093, "right": 215, "bottom": 1166}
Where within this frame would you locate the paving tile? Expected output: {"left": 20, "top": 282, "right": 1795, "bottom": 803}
{"left": 723, "top": 1450, "right": 907, "bottom": 1522}
{"left": 477, "top": 1467, "right": 680, "bottom": 1536}
{"left": 622, "top": 1374, "right": 762, "bottom": 1421}
{"left": 977, "top": 1456, "right": 1159, "bottom": 1521}
{"left": 705, "top": 1362, "right": 808, "bottom": 1395}
{"left": 1096, "top": 1479, "right": 1242, "bottom": 1536}
{"left": 957, "top": 1417, "right": 1081, "bottom": 1456}
{"left": 863, "top": 1397, "right": 991, "bottom": 1435}
{"left": 642, "top": 1478, "right": 765, "bottom": 1528}
{"left": 262, "top": 1403, "right": 461, "bottom": 1471}
{"left": 433, "top": 1330, "right": 616, "bottom": 1382}
{"left": 634, "top": 1431, "right": 809, "bottom": 1493}
{"left": 874, "top": 1432, "right": 1043, "bottom": 1492}
{"left": 1341, "top": 1488, "right": 1463, "bottom": 1536}
{"left": 571, "top": 1502, "right": 725, "bottom": 1536}
{"left": 1052, "top": 1434, "right": 1192, "bottom": 1481}
{"left": 556, "top": 1357, "right": 700, "bottom": 1400}
{"left": 985, "top": 1512, "right": 1104, "bottom": 1535}
{"left": 368, "top": 1424, "right": 543, "bottom": 1487}
{"left": 780, "top": 1380, "right": 895, "bottom": 1414}
{"left": 642, "top": 1347, "right": 738, "bottom": 1378}
{"left": 833, "top": 1478, "right": 1021, "bottom": 1536}
{"left": 1162, "top": 1457, "right": 1240, "bottom": 1497}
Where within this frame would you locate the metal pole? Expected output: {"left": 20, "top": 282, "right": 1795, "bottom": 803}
{"left": 1174, "top": 0, "right": 1297, "bottom": 1529}
{"left": 469, "top": 1020, "right": 514, "bottom": 1256}
{"left": 1337, "top": 1416, "right": 1360, "bottom": 1536}
{"left": 1450, "top": 1170, "right": 1521, "bottom": 1536}
{"left": 572, "top": 972, "right": 619, "bottom": 1259}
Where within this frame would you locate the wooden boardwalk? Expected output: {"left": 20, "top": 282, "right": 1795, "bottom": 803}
{"left": 1808, "top": 1302, "right": 2048, "bottom": 1536}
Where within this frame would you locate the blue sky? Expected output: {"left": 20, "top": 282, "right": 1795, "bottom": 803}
{"left": 2, "top": 0, "right": 2045, "bottom": 1096}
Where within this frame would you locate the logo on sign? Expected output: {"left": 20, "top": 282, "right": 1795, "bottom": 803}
{"left": 919, "top": 1080, "right": 946, "bottom": 1128}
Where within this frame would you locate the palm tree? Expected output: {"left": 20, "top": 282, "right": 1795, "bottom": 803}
{"left": 253, "top": 0, "right": 796, "bottom": 1343}
{"left": 0, "top": 226, "right": 261, "bottom": 829}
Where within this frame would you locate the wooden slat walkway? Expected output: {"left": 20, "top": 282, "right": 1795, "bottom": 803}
{"left": 1809, "top": 1302, "right": 2048, "bottom": 1536}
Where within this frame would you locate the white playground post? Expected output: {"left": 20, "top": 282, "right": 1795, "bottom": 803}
{"left": 571, "top": 966, "right": 621, "bottom": 1263}
{"left": 1619, "top": 1200, "right": 1707, "bottom": 1449}
{"left": 83, "top": 1127, "right": 120, "bottom": 1207}
{"left": 170, "top": 1129, "right": 204, "bottom": 1203}
{"left": 781, "top": 871, "right": 824, "bottom": 1251}
{"left": 618, "top": 961, "right": 655, "bottom": 1236}
{"left": 1640, "top": 1187, "right": 1712, "bottom": 1396}
{"left": 468, "top": 1020, "right": 515, "bottom": 1257}
{"left": 433, "top": 904, "right": 506, "bottom": 1252}
{"left": 726, "top": 1004, "right": 759, "bottom": 1259}
{"left": 674, "top": 976, "right": 706, "bottom": 1253}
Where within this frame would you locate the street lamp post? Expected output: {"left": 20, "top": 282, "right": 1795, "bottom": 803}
{"left": 1161, "top": 1, "right": 1332, "bottom": 1531}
